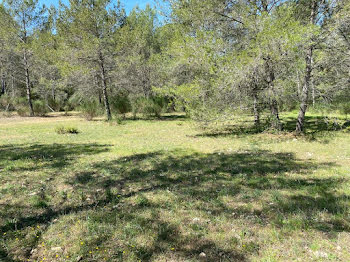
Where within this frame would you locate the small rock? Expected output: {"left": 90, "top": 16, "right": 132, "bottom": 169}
{"left": 336, "top": 245, "right": 341, "bottom": 251}
{"left": 199, "top": 252, "right": 206, "bottom": 259}
{"left": 51, "top": 247, "right": 62, "bottom": 252}
{"left": 76, "top": 255, "right": 83, "bottom": 261}
{"left": 192, "top": 217, "right": 200, "bottom": 223}
{"left": 314, "top": 251, "right": 328, "bottom": 258}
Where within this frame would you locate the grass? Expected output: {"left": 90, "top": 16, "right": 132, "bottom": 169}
{"left": 0, "top": 112, "right": 350, "bottom": 261}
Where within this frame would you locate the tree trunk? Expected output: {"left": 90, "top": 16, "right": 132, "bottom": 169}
{"left": 51, "top": 84, "right": 56, "bottom": 102}
{"left": 99, "top": 52, "right": 112, "bottom": 121}
{"left": 296, "top": 0, "right": 317, "bottom": 134}
{"left": 265, "top": 56, "right": 281, "bottom": 130}
{"left": 270, "top": 98, "right": 281, "bottom": 130}
{"left": 1, "top": 71, "right": 5, "bottom": 96}
{"left": 253, "top": 89, "right": 260, "bottom": 126}
{"left": 98, "top": 90, "right": 103, "bottom": 105}
{"left": 24, "top": 50, "right": 34, "bottom": 117}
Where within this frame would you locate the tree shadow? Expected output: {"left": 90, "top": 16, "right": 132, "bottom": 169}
{"left": 0, "top": 143, "right": 111, "bottom": 171}
{"left": 125, "top": 114, "right": 188, "bottom": 122}
{"left": 70, "top": 150, "right": 346, "bottom": 260}
{"left": 1, "top": 148, "right": 348, "bottom": 261}
{"left": 282, "top": 116, "right": 344, "bottom": 133}
{"left": 195, "top": 115, "right": 346, "bottom": 139}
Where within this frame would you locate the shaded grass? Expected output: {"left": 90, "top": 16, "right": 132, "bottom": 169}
{"left": 195, "top": 113, "right": 349, "bottom": 141}
{"left": 0, "top": 113, "right": 350, "bottom": 261}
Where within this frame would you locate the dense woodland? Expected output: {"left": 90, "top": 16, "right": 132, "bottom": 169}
{"left": 0, "top": 0, "right": 349, "bottom": 133}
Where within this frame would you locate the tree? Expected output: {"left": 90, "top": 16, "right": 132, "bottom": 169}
{"left": 4, "top": 0, "right": 46, "bottom": 116}
{"left": 57, "top": 0, "right": 125, "bottom": 120}
{"left": 115, "top": 5, "right": 160, "bottom": 98}
{"left": 294, "top": 0, "right": 335, "bottom": 133}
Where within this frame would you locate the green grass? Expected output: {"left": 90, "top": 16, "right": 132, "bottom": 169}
{"left": 0, "top": 113, "right": 350, "bottom": 261}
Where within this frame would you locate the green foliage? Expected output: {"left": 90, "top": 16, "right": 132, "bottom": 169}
{"left": 55, "top": 125, "right": 79, "bottom": 134}
{"left": 131, "top": 96, "right": 166, "bottom": 118}
{"left": 11, "top": 98, "right": 48, "bottom": 117}
{"left": 47, "top": 96, "right": 64, "bottom": 112}
{"left": 111, "top": 92, "right": 132, "bottom": 117}
{"left": 79, "top": 100, "right": 103, "bottom": 121}
{"left": 341, "top": 103, "right": 350, "bottom": 117}
{"left": 0, "top": 94, "right": 13, "bottom": 111}
{"left": 13, "top": 97, "right": 30, "bottom": 117}
{"left": 33, "top": 100, "right": 48, "bottom": 116}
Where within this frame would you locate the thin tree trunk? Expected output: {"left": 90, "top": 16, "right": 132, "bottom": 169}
{"left": 270, "top": 97, "right": 281, "bottom": 130}
{"left": 296, "top": 0, "right": 317, "bottom": 134}
{"left": 265, "top": 56, "right": 281, "bottom": 130}
{"left": 312, "top": 85, "right": 315, "bottom": 107}
{"left": 96, "top": 77, "right": 103, "bottom": 105}
{"left": 99, "top": 52, "right": 112, "bottom": 121}
{"left": 52, "top": 84, "right": 55, "bottom": 102}
{"left": 253, "top": 88, "right": 260, "bottom": 126}
{"left": 24, "top": 50, "right": 34, "bottom": 116}
{"left": 1, "top": 71, "right": 5, "bottom": 96}
{"left": 98, "top": 90, "right": 102, "bottom": 105}
{"left": 11, "top": 74, "right": 15, "bottom": 97}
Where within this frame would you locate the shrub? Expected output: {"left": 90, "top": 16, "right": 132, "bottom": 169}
{"left": 131, "top": 96, "right": 166, "bottom": 118}
{"left": 0, "top": 94, "right": 13, "bottom": 111}
{"left": 63, "top": 105, "right": 70, "bottom": 116}
{"left": 342, "top": 103, "right": 350, "bottom": 118}
{"left": 79, "top": 100, "right": 102, "bottom": 121}
{"left": 47, "top": 97, "right": 64, "bottom": 112}
{"left": 14, "top": 97, "right": 29, "bottom": 117}
{"left": 16, "top": 107, "right": 28, "bottom": 117}
{"left": 33, "top": 100, "right": 48, "bottom": 116}
{"left": 111, "top": 92, "right": 131, "bottom": 118}
{"left": 55, "top": 125, "right": 79, "bottom": 134}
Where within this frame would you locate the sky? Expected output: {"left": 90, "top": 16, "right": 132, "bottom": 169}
{"left": 38, "top": 0, "right": 158, "bottom": 13}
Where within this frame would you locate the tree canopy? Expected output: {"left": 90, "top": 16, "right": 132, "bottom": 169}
{"left": 0, "top": 0, "right": 348, "bottom": 132}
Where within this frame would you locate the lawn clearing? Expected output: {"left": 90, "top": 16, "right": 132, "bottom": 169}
{"left": 0, "top": 113, "right": 350, "bottom": 262}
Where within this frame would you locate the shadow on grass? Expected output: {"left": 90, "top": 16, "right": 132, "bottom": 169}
{"left": 195, "top": 115, "right": 346, "bottom": 139}
{"left": 0, "top": 143, "right": 110, "bottom": 171}
{"left": 125, "top": 114, "right": 188, "bottom": 122}
{"left": 89, "top": 114, "right": 188, "bottom": 123}
{"left": 1, "top": 148, "right": 348, "bottom": 261}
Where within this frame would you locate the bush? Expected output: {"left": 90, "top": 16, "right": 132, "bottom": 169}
{"left": 47, "top": 97, "right": 64, "bottom": 112}
{"left": 14, "top": 97, "right": 29, "bottom": 116}
{"left": 111, "top": 92, "right": 131, "bottom": 118}
{"left": 342, "top": 103, "right": 350, "bottom": 118}
{"left": 0, "top": 94, "right": 13, "bottom": 111}
{"left": 79, "top": 100, "right": 102, "bottom": 121}
{"left": 55, "top": 125, "right": 79, "bottom": 134}
{"left": 63, "top": 105, "right": 70, "bottom": 116}
{"left": 131, "top": 96, "right": 166, "bottom": 118}
{"left": 33, "top": 100, "right": 48, "bottom": 116}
